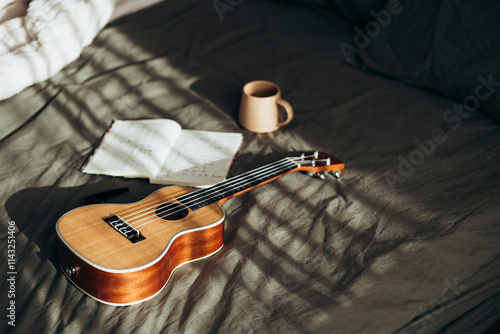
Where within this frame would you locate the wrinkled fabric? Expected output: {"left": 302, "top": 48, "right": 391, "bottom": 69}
{"left": 0, "top": 1, "right": 499, "bottom": 333}
{"left": 0, "top": 0, "right": 115, "bottom": 100}
{"left": 348, "top": 0, "right": 500, "bottom": 122}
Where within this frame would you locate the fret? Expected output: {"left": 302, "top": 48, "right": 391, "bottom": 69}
{"left": 167, "top": 152, "right": 344, "bottom": 213}
{"left": 57, "top": 151, "right": 344, "bottom": 305}
{"left": 182, "top": 159, "right": 297, "bottom": 211}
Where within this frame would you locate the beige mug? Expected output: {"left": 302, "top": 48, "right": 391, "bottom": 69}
{"left": 238, "top": 80, "right": 293, "bottom": 133}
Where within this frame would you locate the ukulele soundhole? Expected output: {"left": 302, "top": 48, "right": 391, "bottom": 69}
{"left": 155, "top": 203, "right": 189, "bottom": 221}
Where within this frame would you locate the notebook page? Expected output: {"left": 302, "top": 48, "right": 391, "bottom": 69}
{"left": 151, "top": 130, "right": 243, "bottom": 186}
{"left": 82, "top": 119, "right": 182, "bottom": 178}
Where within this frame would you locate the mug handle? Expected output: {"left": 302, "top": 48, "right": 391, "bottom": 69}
{"left": 275, "top": 99, "right": 294, "bottom": 127}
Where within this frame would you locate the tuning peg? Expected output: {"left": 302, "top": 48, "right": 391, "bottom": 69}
{"left": 307, "top": 172, "right": 326, "bottom": 180}
{"left": 328, "top": 170, "right": 341, "bottom": 179}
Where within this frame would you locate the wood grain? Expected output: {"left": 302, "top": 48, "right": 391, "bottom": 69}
{"left": 56, "top": 186, "right": 225, "bottom": 305}
{"left": 57, "top": 186, "right": 223, "bottom": 269}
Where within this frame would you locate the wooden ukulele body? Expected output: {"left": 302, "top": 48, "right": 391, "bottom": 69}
{"left": 56, "top": 186, "right": 225, "bottom": 305}
{"left": 56, "top": 152, "right": 344, "bottom": 305}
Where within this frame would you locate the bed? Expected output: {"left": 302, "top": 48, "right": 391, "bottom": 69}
{"left": 1, "top": 0, "right": 499, "bottom": 333}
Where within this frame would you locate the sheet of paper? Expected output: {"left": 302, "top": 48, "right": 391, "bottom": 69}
{"left": 82, "top": 119, "right": 182, "bottom": 178}
{"left": 152, "top": 130, "right": 243, "bottom": 186}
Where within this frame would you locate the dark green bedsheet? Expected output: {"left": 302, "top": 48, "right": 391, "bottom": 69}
{"left": 1, "top": 1, "right": 499, "bottom": 333}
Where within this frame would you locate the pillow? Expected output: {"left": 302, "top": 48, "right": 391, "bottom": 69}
{"left": 0, "top": 0, "right": 29, "bottom": 24}
{"left": 341, "top": 0, "right": 500, "bottom": 121}
{"left": 0, "top": 0, "right": 172, "bottom": 101}
{"left": 0, "top": 0, "right": 114, "bottom": 101}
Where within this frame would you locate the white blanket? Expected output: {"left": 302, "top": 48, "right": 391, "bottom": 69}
{"left": 0, "top": 0, "right": 114, "bottom": 100}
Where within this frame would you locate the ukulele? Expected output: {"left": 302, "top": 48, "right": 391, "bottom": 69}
{"left": 56, "top": 152, "right": 344, "bottom": 305}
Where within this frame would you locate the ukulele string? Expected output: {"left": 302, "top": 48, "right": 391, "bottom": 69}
{"left": 114, "top": 158, "right": 293, "bottom": 221}
{"left": 118, "top": 153, "right": 323, "bottom": 227}
{"left": 106, "top": 158, "right": 295, "bottom": 227}
{"left": 109, "top": 153, "right": 319, "bottom": 229}
{"left": 132, "top": 162, "right": 297, "bottom": 229}
{"left": 109, "top": 153, "right": 320, "bottom": 227}
{"left": 154, "top": 160, "right": 297, "bottom": 221}
{"left": 128, "top": 158, "right": 299, "bottom": 229}
{"left": 128, "top": 158, "right": 297, "bottom": 228}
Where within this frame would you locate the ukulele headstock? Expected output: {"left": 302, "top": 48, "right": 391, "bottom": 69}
{"left": 287, "top": 151, "right": 345, "bottom": 179}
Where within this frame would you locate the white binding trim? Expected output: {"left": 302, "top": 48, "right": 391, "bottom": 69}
{"left": 59, "top": 243, "right": 224, "bottom": 306}
{"left": 55, "top": 187, "right": 225, "bottom": 274}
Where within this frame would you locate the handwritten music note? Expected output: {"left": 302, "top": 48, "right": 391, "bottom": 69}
{"left": 155, "top": 130, "right": 242, "bottom": 185}
{"left": 82, "top": 119, "right": 243, "bottom": 187}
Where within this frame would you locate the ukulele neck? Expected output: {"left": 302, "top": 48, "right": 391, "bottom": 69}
{"left": 178, "top": 151, "right": 344, "bottom": 211}
{"left": 182, "top": 157, "right": 298, "bottom": 211}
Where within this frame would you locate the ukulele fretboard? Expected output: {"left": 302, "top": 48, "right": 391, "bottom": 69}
{"left": 180, "top": 158, "right": 298, "bottom": 211}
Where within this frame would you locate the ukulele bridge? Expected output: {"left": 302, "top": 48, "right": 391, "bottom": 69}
{"left": 102, "top": 215, "right": 146, "bottom": 243}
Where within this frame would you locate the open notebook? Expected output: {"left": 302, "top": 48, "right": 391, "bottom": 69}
{"left": 82, "top": 119, "right": 243, "bottom": 187}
